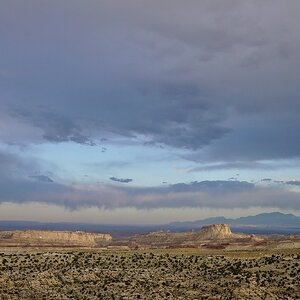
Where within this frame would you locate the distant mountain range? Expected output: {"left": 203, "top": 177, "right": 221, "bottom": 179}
{"left": 165, "top": 212, "right": 300, "bottom": 234}
{"left": 0, "top": 212, "right": 300, "bottom": 236}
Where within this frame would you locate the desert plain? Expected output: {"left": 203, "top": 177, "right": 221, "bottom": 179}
{"left": 0, "top": 225, "right": 299, "bottom": 300}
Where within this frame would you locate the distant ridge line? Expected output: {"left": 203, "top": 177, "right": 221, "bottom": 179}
{"left": 0, "top": 212, "right": 300, "bottom": 236}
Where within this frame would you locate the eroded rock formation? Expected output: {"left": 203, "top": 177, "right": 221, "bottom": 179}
{"left": 198, "top": 224, "right": 232, "bottom": 240}
{"left": 129, "top": 224, "right": 256, "bottom": 248}
{"left": 0, "top": 230, "right": 112, "bottom": 247}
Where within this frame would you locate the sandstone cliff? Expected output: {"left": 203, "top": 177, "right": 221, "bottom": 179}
{"left": 129, "top": 223, "right": 254, "bottom": 248}
{"left": 0, "top": 230, "right": 112, "bottom": 247}
{"left": 198, "top": 224, "right": 232, "bottom": 240}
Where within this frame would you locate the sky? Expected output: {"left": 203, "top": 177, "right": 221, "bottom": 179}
{"left": 0, "top": 0, "right": 300, "bottom": 224}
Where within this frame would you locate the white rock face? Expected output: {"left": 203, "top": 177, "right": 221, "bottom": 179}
{"left": 198, "top": 224, "right": 232, "bottom": 240}
{"left": 1, "top": 230, "right": 112, "bottom": 247}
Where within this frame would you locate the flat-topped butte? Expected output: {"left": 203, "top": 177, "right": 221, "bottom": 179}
{"left": 0, "top": 230, "right": 112, "bottom": 247}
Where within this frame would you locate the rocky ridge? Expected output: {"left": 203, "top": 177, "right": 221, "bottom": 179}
{"left": 129, "top": 224, "right": 258, "bottom": 248}
{"left": 0, "top": 230, "right": 112, "bottom": 247}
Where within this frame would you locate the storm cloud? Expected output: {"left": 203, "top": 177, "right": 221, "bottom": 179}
{"left": 1, "top": 168, "right": 299, "bottom": 211}
{"left": 0, "top": 0, "right": 300, "bottom": 161}
{"left": 0, "top": 1, "right": 300, "bottom": 219}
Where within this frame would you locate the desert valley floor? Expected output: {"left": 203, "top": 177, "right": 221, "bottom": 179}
{"left": 0, "top": 248, "right": 299, "bottom": 300}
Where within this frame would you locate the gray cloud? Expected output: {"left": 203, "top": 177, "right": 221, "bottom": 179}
{"left": 0, "top": 150, "right": 71, "bottom": 203}
{"left": 285, "top": 180, "right": 300, "bottom": 186}
{"left": 188, "top": 159, "right": 300, "bottom": 172}
{"left": 200, "top": 115, "right": 300, "bottom": 161}
{"left": 110, "top": 177, "right": 133, "bottom": 183}
{"left": 188, "top": 162, "right": 281, "bottom": 172}
{"left": 5, "top": 181, "right": 299, "bottom": 211}
{"left": 0, "top": 0, "right": 300, "bottom": 162}
{"left": 274, "top": 180, "right": 284, "bottom": 184}
{"left": 3, "top": 0, "right": 300, "bottom": 221}
{"left": 0, "top": 149, "right": 299, "bottom": 210}
{"left": 11, "top": 108, "right": 95, "bottom": 146}
{"left": 29, "top": 175, "right": 54, "bottom": 183}
{"left": 168, "top": 180, "right": 254, "bottom": 193}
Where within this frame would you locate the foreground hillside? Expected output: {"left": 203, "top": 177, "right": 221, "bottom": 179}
{"left": 0, "top": 248, "right": 299, "bottom": 300}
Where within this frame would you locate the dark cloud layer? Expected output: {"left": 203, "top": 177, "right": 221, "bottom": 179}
{"left": 0, "top": 149, "right": 299, "bottom": 211}
{"left": 0, "top": 150, "right": 71, "bottom": 203}
{"left": 0, "top": 0, "right": 300, "bottom": 161}
{"left": 285, "top": 181, "right": 300, "bottom": 186}
{"left": 0, "top": 1, "right": 300, "bottom": 215}
{"left": 169, "top": 180, "right": 254, "bottom": 193}
{"left": 11, "top": 108, "right": 95, "bottom": 145}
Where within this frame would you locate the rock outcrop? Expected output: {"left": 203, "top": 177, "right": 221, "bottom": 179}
{"left": 198, "top": 224, "right": 232, "bottom": 240}
{"left": 0, "top": 230, "right": 112, "bottom": 247}
{"left": 130, "top": 231, "right": 199, "bottom": 248}
{"left": 129, "top": 224, "right": 252, "bottom": 248}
